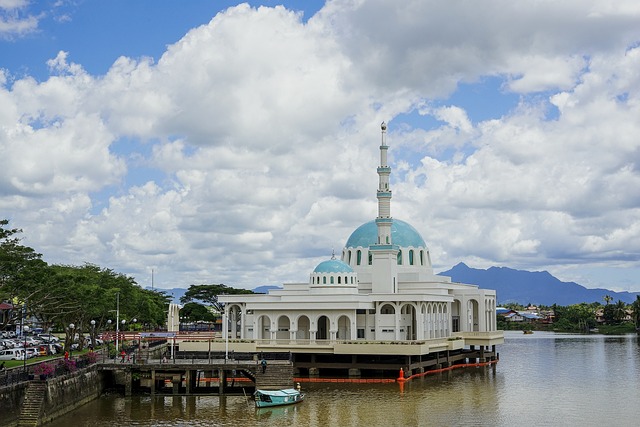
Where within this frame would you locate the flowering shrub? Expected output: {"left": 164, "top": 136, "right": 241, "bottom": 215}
{"left": 58, "top": 358, "right": 77, "bottom": 373}
{"left": 34, "top": 362, "right": 55, "bottom": 377}
{"left": 81, "top": 351, "right": 98, "bottom": 364}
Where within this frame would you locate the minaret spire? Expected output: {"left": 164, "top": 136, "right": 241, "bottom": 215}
{"left": 376, "top": 122, "right": 393, "bottom": 245}
{"left": 369, "top": 121, "right": 399, "bottom": 294}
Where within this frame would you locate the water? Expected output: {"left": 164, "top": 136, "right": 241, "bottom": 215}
{"left": 49, "top": 331, "right": 640, "bottom": 426}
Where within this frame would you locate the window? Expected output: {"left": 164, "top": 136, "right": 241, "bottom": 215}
{"left": 397, "top": 250, "right": 402, "bottom": 265}
{"left": 420, "top": 250, "right": 424, "bottom": 265}
{"left": 323, "top": 277, "right": 326, "bottom": 284}
{"left": 357, "top": 250, "right": 361, "bottom": 265}
{"left": 368, "top": 253, "right": 372, "bottom": 265}
{"left": 337, "top": 276, "right": 341, "bottom": 284}
{"left": 409, "top": 250, "right": 414, "bottom": 265}
{"left": 357, "top": 329, "right": 365, "bottom": 339}
{"left": 330, "top": 276, "right": 334, "bottom": 284}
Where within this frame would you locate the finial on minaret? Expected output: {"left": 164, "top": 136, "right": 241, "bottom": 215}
{"left": 331, "top": 248, "right": 336, "bottom": 260}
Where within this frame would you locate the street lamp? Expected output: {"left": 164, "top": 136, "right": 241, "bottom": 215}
{"left": 68, "top": 323, "right": 75, "bottom": 358}
{"left": 23, "top": 325, "right": 30, "bottom": 373}
{"left": 90, "top": 320, "right": 96, "bottom": 349}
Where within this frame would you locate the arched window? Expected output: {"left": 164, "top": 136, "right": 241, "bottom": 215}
{"left": 368, "top": 253, "right": 372, "bottom": 265}
{"left": 397, "top": 250, "right": 403, "bottom": 265}
{"left": 345, "top": 276, "right": 348, "bottom": 284}
{"left": 420, "top": 250, "right": 424, "bottom": 265}
{"left": 330, "top": 276, "right": 334, "bottom": 284}
{"left": 338, "top": 276, "right": 341, "bottom": 284}
{"left": 409, "top": 250, "right": 414, "bottom": 265}
{"left": 348, "top": 250, "right": 352, "bottom": 265}
{"left": 357, "top": 250, "right": 361, "bottom": 265}
{"left": 323, "top": 276, "right": 326, "bottom": 284}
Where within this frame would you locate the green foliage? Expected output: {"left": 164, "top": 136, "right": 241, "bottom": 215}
{"left": 180, "top": 284, "right": 253, "bottom": 312}
{"left": 0, "top": 219, "right": 170, "bottom": 346}
{"left": 181, "top": 302, "right": 218, "bottom": 322}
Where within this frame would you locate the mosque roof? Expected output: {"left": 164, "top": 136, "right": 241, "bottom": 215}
{"left": 313, "top": 259, "right": 354, "bottom": 273}
{"left": 345, "top": 219, "right": 427, "bottom": 248}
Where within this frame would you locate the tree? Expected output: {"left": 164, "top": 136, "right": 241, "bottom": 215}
{"left": 180, "top": 284, "right": 254, "bottom": 313}
{"left": 603, "top": 295, "right": 613, "bottom": 305}
{"left": 632, "top": 296, "right": 640, "bottom": 329}
{"left": 181, "top": 302, "right": 217, "bottom": 323}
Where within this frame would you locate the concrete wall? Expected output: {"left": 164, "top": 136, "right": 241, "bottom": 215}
{"left": 0, "top": 380, "right": 27, "bottom": 426}
{"left": 40, "top": 366, "right": 106, "bottom": 424}
{"left": 0, "top": 366, "right": 107, "bottom": 427}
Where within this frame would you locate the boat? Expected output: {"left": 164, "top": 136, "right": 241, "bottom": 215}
{"left": 254, "top": 388, "right": 305, "bottom": 408}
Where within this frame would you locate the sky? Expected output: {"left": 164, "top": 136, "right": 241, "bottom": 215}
{"left": 2, "top": 0, "right": 640, "bottom": 294}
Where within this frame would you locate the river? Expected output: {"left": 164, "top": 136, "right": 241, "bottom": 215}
{"left": 48, "top": 331, "right": 640, "bottom": 426}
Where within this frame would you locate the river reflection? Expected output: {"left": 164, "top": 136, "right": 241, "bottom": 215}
{"left": 48, "top": 331, "right": 640, "bottom": 426}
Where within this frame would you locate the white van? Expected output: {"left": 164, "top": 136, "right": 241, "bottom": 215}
{"left": 0, "top": 348, "right": 24, "bottom": 360}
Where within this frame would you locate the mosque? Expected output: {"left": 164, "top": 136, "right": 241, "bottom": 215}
{"left": 211, "top": 123, "right": 503, "bottom": 377}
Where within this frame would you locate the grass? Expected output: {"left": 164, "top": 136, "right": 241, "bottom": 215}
{"left": 2, "top": 348, "right": 98, "bottom": 370}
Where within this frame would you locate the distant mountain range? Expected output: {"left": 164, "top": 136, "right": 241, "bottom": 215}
{"left": 152, "top": 263, "right": 640, "bottom": 307}
{"left": 441, "top": 262, "right": 640, "bottom": 306}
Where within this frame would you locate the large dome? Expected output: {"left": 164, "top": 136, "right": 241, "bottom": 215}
{"left": 345, "top": 219, "right": 426, "bottom": 248}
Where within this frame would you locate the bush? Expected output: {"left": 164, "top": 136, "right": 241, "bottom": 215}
{"left": 58, "top": 358, "right": 77, "bottom": 373}
{"left": 81, "top": 351, "right": 98, "bottom": 364}
{"left": 34, "top": 362, "right": 55, "bottom": 377}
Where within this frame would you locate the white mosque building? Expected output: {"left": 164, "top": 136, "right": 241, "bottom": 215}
{"left": 217, "top": 123, "right": 502, "bottom": 357}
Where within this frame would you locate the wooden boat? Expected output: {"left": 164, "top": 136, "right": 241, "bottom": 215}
{"left": 254, "top": 388, "right": 305, "bottom": 408}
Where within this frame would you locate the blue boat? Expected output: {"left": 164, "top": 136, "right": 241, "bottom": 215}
{"left": 254, "top": 388, "right": 305, "bottom": 408}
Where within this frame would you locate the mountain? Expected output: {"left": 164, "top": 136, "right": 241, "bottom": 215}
{"left": 440, "top": 262, "right": 640, "bottom": 306}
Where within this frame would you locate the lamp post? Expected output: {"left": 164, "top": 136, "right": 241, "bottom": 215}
{"left": 68, "top": 323, "right": 75, "bottom": 358}
{"left": 90, "top": 319, "right": 96, "bottom": 350}
{"left": 23, "top": 325, "right": 30, "bottom": 373}
{"left": 115, "top": 293, "right": 120, "bottom": 352}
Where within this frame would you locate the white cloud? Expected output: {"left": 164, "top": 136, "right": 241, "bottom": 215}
{"left": 2, "top": 1, "right": 640, "bottom": 291}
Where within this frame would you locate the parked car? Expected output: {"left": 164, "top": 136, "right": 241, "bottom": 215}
{"left": 0, "top": 348, "right": 24, "bottom": 360}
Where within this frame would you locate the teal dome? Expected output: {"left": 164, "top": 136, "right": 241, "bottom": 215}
{"left": 345, "top": 219, "right": 426, "bottom": 248}
{"left": 313, "top": 259, "right": 354, "bottom": 273}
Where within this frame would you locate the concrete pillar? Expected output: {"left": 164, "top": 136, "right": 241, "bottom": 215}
{"left": 124, "top": 370, "right": 132, "bottom": 397}
{"left": 219, "top": 370, "right": 226, "bottom": 395}
{"left": 150, "top": 370, "right": 156, "bottom": 395}
{"left": 172, "top": 375, "right": 180, "bottom": 395}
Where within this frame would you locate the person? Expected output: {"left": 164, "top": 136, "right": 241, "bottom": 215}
{"left": 64, "top": 351, "right": 69, "bottom": 360}
{"left": 296, "top": 382, "right": 301, "bottom": 392}
{"left": 0, "top": 361, "right": 5, "bottom": 371}
{"left": 120, "top": 350, "right": 126, "bottom": 363}
{"left": 261, "top": 358, "right": 267, "bottom": 373}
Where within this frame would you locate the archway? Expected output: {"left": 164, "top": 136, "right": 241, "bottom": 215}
{"left": 400, "top": 303, "right": 416, "bottom": 340}
{"left": 451, "top": 300, "right": 461, "bottom": 332}
{"left": 317, "top": 315, "right": 330, "bottom": 340}
{"left": 468, "top": 299, "right": 479, "bottom": 331}
{"left": 276, "top": 315, "right": 291, "bottom": 340}
{"left": 256, "top": 315, "right": 271, "bottom": 340}
{"left": 296, "top": 315, "right": 310, "bottom": 340}
{"left": 337, "top": 315, "right": 351, "bottom": 340}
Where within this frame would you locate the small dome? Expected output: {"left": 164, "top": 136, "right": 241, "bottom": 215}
{"left": 313, "top": 259, "right": 354, "bottom": 273}
{"left": 345, "top": 219, "right": 426, "bottom": 248}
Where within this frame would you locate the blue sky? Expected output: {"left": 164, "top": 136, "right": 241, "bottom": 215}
{"left": 2, "top": 0, "right": 640, "bottom": 295}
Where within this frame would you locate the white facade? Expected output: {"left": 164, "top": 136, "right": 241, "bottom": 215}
{"left": 219, "top": 123, "right": 498, "bottom": 344}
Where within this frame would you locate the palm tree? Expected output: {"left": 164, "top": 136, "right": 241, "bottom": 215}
{"left": 614, "top": 300, "right": 627, "bottom": 324}
{"left": 604, "top": 295, "right": 613, "bottom": 305}
{"left": 631, "top": 296, "right": 640, "bottom": 329}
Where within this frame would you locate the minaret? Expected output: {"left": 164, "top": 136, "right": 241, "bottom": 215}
{"left": 376, "top": 122, "right": 392, "bottom": 245}
{"left": 370, "top": 122, "right": 399, "bottom": 294}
